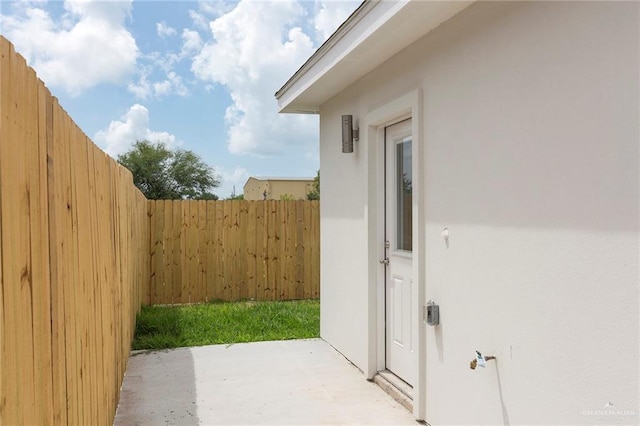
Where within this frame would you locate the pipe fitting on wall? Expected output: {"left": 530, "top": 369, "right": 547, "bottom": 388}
{"left": 469, "top": 351, "right": 496, "bottom": 370}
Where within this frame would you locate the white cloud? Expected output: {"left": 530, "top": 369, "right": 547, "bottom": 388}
{"left": 181, "top": 29, "right": 203, "bottom": 56}
{"left": 188, "top": 9, "right": 210, "bottom": 31}
{"left": 127, "top": 28, "right": 201, "bottom": 100}
{"left": 314, "top": 0, "right": 362, "bottom": 42}
{"left": 169, "top": 72, "right": 189, "bottom": 95}
{"left": 188, "top": 1, "right": 235, "bottom": 31}
{"left": 191, "top": 0, "right": 320, "bottom": 156}
{"left": 64, "top": 0, "right": 131, "bottom": 25}
{"left": 94, "top": 104, "right": 178, "bottom": 158}
{"left": 0, "top": 0, "right": 138, "bottom": 95}
{"left": 188, "top": 0, "right": 360, "bottom": 157}
{"left": 127, "top": 75, "right": 153, "bottom": 99}
{"left": 156, "top": 21, "right": 177, "bottom": 37}
{"left": 128, "top": 70, "right": 189, "bottom": 99}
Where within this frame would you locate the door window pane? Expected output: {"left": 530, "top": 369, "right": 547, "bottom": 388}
{"left": 396, "top": 139, "right": 412, "bottom": 251}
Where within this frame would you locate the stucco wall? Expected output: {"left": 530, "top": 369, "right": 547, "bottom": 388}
{"left": 319, "top": 1, "right": 638, "bottom": 424}
{"left": 318, "top": 113, "right": 371, "bottom": 370}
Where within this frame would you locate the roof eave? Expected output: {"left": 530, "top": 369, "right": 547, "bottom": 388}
{"left": 276, "top": 0, "right": 475, "bottom": 114}
{"left": 274, "top": 0, "right": 374, "bottom": 107}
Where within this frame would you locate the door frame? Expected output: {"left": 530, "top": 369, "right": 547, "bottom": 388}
{"left": 364, "top": 89, "right": 425, "bottom": 420}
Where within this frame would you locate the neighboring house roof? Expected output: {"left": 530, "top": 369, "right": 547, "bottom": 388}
{"left": 275, "top": 0, "right": 473, "bottom": 114}
{"left": 246, "top": 177, "right": 314, "bottom": 183}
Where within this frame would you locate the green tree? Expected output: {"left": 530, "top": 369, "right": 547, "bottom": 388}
{"left": 280, "top": 193, "right": 295, "bottom": 201}
{"left": 118, "top": 140, "right": 220, "bottom": 200}
{"left": 227, "top": 193, "right": 244, "bottom": 200}
{"left": 199, "top": 192, "right": 220, "bottom": 200}
{"left": 307, "top": 170, "right": 320, "bottom": 200}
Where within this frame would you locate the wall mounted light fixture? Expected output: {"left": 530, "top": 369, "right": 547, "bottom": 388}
{"left": 341, "top": 115, "right": 359, "bottom": 153}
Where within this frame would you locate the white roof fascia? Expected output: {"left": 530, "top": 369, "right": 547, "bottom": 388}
{"left": 276, "top": 0, "right": 474, "bottom": 114}
{"left": 275, "top": 0, "right": 382, "bottom": 113}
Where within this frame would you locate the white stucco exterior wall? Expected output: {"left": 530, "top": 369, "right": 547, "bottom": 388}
{"left": 318, "top": 1, "right": 639, "bottom": 424}
{"left": 319, "top": 112, "right": 371, "bottom": 371}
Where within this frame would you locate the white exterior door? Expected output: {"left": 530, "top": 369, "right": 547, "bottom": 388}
{"left": 384, "top": 119, "right": 415, "bottom": 386}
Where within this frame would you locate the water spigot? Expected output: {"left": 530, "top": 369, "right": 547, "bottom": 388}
{"left": 470, "top": 351, "right": 496, "bottom": 370}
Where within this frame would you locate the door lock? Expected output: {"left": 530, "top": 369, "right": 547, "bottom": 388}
{"left": 379, "top": 258, "right": 389, "bottom": 265}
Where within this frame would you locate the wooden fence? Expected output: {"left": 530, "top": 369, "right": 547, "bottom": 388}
{"left": 0, "top": 37, "right": 149, "bottom": 425}
{"left": 1, "top": 35, "right": 321, "bottom": 425}
{"left": 148, "top": 200, "right": 320, "bottom": 304}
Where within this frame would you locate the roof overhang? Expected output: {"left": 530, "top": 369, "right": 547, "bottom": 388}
{"left": 276, "top": 0, "right": 474, "bottom": 114}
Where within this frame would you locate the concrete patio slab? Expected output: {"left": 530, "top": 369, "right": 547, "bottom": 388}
{"left": 115, "top": 339, "right": 416, "bottom": 425}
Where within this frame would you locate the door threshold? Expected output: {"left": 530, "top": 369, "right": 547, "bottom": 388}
{"left": 372, "top": 370, "right": 413, "bottom": 412}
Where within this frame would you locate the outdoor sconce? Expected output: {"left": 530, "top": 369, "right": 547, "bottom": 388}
{"left": 341, "top": 115, "right": 359, "bottom": 153}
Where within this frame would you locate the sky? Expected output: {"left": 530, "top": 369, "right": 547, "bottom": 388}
{"left": 0, "top": 0, "right": 361, "bottom": 198}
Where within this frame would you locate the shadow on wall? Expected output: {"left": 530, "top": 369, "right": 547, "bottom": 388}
{"left": 114, "top": 348, "right": 199, "bottom": 425}
{"left": 495, "top": 362, "right": 511, "bottom": 426}
{"left": 434, "top": 321, "right": 444, "bottom": 364}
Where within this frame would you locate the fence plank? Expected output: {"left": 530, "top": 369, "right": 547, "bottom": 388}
{"left": 214, "top": 201, "right": 225, "bottom": 300}
{"left": 238, "top": 201, "right": 248, "bottom": 300}
{"left": 1, "top": 37, "right": 23, "bottom": 424}
{"left": 172, "top": 200, "right": 182, "bottom": 304}
{"left": 72, "top": 128, "right": 94, "bottom": 425}
{"left": 205, "top": 202, "right": 216, "bottom": 302}
{"left": 26, "top": 63, "right": 53, "bottom": 425}
{"left": 155, "top": 200, "right": 166, "bottom": 305}
{"left": 87, "top": 143, "right": 105, "bottom": 424}
{"left": 180, "top": 201, "right": 189, "bottom": 303}
{"left": 223, "top": 201, "right": 233, "bottom": 300}
{"left": 162, "top": 200, "right": 173, "bottom": 305}
{"left": 265, "top": 201, "right": 277, "bottom": 300}
{"left": 85, "top": 141, "right": 97, "bottom": 426}
{"left": 0, "top": 38, "right": 7, "bottom": 425}
{"left": 255, "top": 202, "right": 267, "bottom": 301}
{"left": 246, "top": 202, "right": 257, "bottom": 301}
{"left": 0, "top": 40, "right": 5, "bottom": 426}
{"left": 311, "top": 201, "right": 320, "bottom": 297}
{"left": 232, "top": 201, "right": 242, "bottom": 300}
{"left": 98, "top": 155, "right": 112, "bottom": 420}
{"left": 280, "top": 202, "right": 290, "bottom": 299}
{"left": 295, "top": 201, "right": 305, "bottom": 299}
{"left": 47, "top": 96, "right": 70, "bottom": 425}
{"left": 148, "top": 201, "right": 157, "bottom": 303}
{"left": 285, "top": 201, "right": 296, "bottom": 299}
{"left": 197, "top": 201, "right": 207, "bottom": 302}
{"left": 184, "top": 201, "right": 196, "bottom": 303}
{"left": 303, "top": 201, "right": 313, "bottom": 299}
{"left": 66, "top": 110, "right": 83, "bottom": 426}
{"left": 20, "top": 45, "right": 38, "bottom": 426}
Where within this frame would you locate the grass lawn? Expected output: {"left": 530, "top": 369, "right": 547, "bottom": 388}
{"left": 132, "top": 299, "right": 320, "bottom": 350}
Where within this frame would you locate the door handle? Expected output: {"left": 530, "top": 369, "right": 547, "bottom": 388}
{"left": 379, "top": 258, "right": 389, "bottom": 265}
